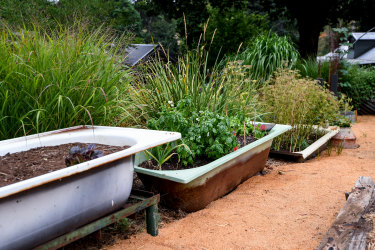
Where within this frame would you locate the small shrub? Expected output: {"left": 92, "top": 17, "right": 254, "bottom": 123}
{"left": 259, "top": 69, "right": 346, "bottom": 152}
{"left": 146, "top": 97, "right": 267, "bottom": 167}
{"left": 147, "top": 98, "right": 238, "bottom": 166}
{"left": 339, "top": 63, "right": 375, "bottom": 110}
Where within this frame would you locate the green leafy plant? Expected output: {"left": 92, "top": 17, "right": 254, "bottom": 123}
{"left": 259, "top": 69, "right": 346, "bottom": 152}
{"left": 339, "top": 63, "right": 375, "bottom": 110}
{"left": 229, "top": 115, "right": 267, "bottom": 139}
{"left": 145, "top": 97, "right": 268, "bottom": 167}
{"left": 65, "top": 144, "right": 104, "bottom": 167}
{"left": 145, "top": 142, "right": 191, "bottom": 170}
{"left": 115, "top": 218, "right": 131, "bottom": 232}
{"left": 146, "top": 97, "right": 238, "bottom": 166}
{"left": 0, "top": 24, "right": 132, "bottom": 139}
{"left": 332, "top": 116, "right": 352, "bottom": 127}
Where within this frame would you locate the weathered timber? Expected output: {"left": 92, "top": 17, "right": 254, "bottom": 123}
{"left": 318, "top": 176, "right": 375, "bottom": 250}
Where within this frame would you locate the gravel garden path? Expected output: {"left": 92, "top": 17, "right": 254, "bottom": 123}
{"left": 109, "top": 115, "right": 375, "bottom": 250}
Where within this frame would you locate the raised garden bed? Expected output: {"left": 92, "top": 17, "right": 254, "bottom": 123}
{"left": 0, "top": 143, "right": 129, "bottom": 187}
{"left": 0, "top": 125, "right": 180, "bottom": 249}
{"left": 269, "top": 126, "right": 340, "bottom": 162}
{"left": 134, "top": 123, "right": 291, "bottom": 212}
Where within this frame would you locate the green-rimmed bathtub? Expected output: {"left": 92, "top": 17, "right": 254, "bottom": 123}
{"left": 135, "top": 123, "right": 291, "bottom": 212}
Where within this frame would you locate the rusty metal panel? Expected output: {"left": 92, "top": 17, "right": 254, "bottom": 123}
{"left": 138, "top": 146, "right": 271, "bottom": 212}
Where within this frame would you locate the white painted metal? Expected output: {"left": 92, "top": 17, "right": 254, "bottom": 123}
{"left": 0, "top": 126, "right": 180, "bottom": 249}
{"left": 298, "top": 126, "right": 340, "bottom": 160}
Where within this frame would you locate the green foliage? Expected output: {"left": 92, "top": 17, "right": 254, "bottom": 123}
{"left": 145, "top": 142, "right": 190, "bottom": 170}
{"left": 294, "top": 58, "right": 330, "bottom": 80}
{"left": 336, "top": 142, "right": 344, "bottom": 155}
{"left": 116, "top": 218, "right": 131, "bottom": 232}
{"left": 229, "top": 116, "right": 266, "bottom": 139}
{"left": 110, "top": 0, "right": 142, "bottom": 33}
{"left": 259, "top": 69, "right": 346, "bottom": 152}
{"left": 332, "top": 27, "right": 352, "bottom": 49}
{"left": 129, "top": 47, "right": 259, "bottom": 123}
{"left": 332, "top": 116, "right": 351, "bottom": 128}
{"left": 0, "top": 24, "right": 131, "bottom": 139}
{"left": 0, "top": 0, "right": 141, "bottom": 34}
{"left": 147, "top": 98, "right": 238, "bottom": 166}
{"left": 232, "top": 33, "right": 299, "bottom": 83}
{"left": 140, "top": 15, "right": 178, "bottom": 57}
{"left": 339, "top": 63, "right": 375, "bottom": 109}
{"left": 205, "top": 4, "right": 268, "bottom": 64}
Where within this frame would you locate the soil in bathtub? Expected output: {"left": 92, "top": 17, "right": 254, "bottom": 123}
{"left": 140, "top": 135, "right": 259, "bottom": 171}
{"left": 0, "top": 143, "right": 129, "bottom": 188}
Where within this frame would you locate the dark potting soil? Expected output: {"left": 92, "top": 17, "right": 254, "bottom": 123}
{"left": 140, "top": 135, "right": 259, "bottom": 171}
{"left": 0, "top": 143, "right": 129, "bottom": 188}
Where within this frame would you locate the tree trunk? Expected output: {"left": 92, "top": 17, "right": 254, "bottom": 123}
{"left": 297, "top": 21, "right": 323, "bottom": 58}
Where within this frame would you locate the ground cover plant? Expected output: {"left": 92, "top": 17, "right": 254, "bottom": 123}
{"left": 259, "top": 69, "right": 348, "bottom": 152}
{"left": 0, "top": 24, "right": 131, "bottom": 140}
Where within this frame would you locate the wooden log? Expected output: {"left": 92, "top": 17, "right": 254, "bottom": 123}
{"left": 318, "top": 176, "right": 375, "bottom": 250}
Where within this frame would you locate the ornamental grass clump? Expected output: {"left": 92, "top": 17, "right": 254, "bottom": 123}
{"left": 233, "top": 33, "right": 299, "bottom": 83}
{"left": 129, "top": 47, "right": 259, "bottom": 123}
{"left": 259, "top": 69, "right": 346, "bottom": 152}
{"left": 0, "top": 24, "right": 131, "bottom": 140}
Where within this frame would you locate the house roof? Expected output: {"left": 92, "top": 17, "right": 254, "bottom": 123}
{"left": 317, "top": 32, "right": 375, "bottom": 65}
{"left": 350, "top": 32, "right": 375, "bottom": 41}
{"left": 124, "top": 44, "right": 159, "bottom": 67}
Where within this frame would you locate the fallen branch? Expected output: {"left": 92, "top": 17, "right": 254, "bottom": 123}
{"left": 318, "top": 176, "right": 375, "bottom": 250}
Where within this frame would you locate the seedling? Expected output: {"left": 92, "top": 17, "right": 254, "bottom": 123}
{"left": 336, "top": 141, "right": 344, "bottom": 156}
{"left": 116, "top": 218, "right": 131, "bottom": 232}
{"left": 65, "top": 144, "right": 104, "bottom": 167}
{"left": 145, "top": 142, "right": 191, "bottom": 170}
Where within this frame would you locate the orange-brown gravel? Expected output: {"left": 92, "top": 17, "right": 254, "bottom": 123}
{"left": 108, "top": 115, "right": 375, "bottom": 250}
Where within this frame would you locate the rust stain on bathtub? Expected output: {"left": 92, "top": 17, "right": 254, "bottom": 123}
{"left": 138, "top": 147, "right": 271, "bottom": 212}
